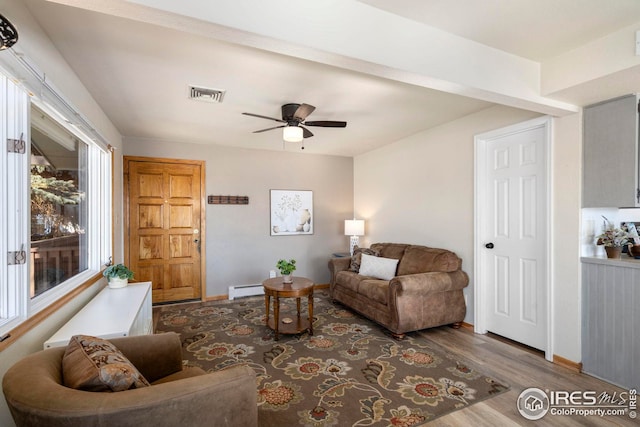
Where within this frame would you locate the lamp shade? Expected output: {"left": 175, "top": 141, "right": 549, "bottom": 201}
{"left": 283, "top": 126, "right": 303, "bottom": 142}
{"left": 344, "top": 219, "right": 365, "bottom": 236}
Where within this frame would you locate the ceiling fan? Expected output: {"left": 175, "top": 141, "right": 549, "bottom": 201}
{"left": 242, "top": 103, "right": 347, "bottom": 147}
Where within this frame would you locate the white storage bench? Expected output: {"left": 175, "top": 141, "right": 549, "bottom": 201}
{"left": 44, "top": 281, "right": 153, "bottom": 349}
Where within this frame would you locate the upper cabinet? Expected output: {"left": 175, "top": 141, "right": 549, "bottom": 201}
{"left": 583, "top": 94, "right": 640, "bottom": 208}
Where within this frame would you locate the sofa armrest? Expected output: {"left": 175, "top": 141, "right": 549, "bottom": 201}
{"left": 390, "top": 270, "right": 469, "bottom": 296}
{"left": 328, "top": 257, "right": 352, "bottom": 287}
{"left": 110, "top": 332, "right": 183, "bottom": 382}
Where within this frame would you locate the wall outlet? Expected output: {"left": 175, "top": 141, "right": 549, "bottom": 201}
{"left": 269, "top": 270, "right": 276, "bottom": 278}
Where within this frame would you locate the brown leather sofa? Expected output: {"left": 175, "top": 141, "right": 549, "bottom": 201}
{"left": 2, "top": 332, "right": 257, "bottom": 427}
{"left": 328, "top": 243, "right": 469, "bottom": 338}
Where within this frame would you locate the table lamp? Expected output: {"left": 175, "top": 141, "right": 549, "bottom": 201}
{"left": 344, "top": 219, "right": 365, "bottom": 256}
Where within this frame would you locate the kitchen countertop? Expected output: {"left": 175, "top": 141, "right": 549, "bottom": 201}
{"left": 581, "top": 255, "right": 640, "bottom": 269}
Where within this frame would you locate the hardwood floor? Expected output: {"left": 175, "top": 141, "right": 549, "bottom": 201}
{"left": 416, "top": 325, "right": 636, "bottom": 426}
{"left": 154, "top": 296, "right": 636, "bottom": 426}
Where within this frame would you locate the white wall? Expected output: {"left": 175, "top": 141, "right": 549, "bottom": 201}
{"left": 552, "top": 112, "right": 582, "bottom": 362}
{"left": 124, "top": 138, "right": 353, "bottom": 296}
{"left": 354, "top": 105, "right": 585, "bottom": 362}
{"left": 354, "top": 105, "right": 540, "bottom": 320}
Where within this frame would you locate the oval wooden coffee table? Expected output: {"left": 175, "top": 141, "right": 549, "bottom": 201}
{"left": 262, "top": 276, "right": 314, "bottom": 341}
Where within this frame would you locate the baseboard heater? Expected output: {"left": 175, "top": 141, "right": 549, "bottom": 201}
{"left": 228, "top": 283, "right": 264, "bottom": 300}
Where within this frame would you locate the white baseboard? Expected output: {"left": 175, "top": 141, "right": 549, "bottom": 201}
{"left": 228, "top": 283, "right": 264, "bottom": 300}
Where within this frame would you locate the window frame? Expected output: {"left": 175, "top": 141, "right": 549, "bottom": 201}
{"left": 29, "top": 100, "right": 112, "bottom": 315}
{"left": 0, "top": 64, "right": 113, "bottom": 342}
{"left": 0, "top": 73, "right": 30, "bottom": 334}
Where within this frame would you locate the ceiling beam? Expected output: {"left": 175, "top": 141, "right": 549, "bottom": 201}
{"left": 543, "top": 20, "right": 640, "bottom": 96}
{"left": 45, "top": 0, "right": 579, "bottom": 115}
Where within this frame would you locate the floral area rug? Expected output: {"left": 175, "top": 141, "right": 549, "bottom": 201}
{"left": 154, "top": 291, "right": 509, "bottom": 426}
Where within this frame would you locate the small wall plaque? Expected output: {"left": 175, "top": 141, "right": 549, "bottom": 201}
{"left": 208, "top": 195, "right": 249, "bottom": 205}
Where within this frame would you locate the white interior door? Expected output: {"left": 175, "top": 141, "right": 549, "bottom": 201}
{"left": 474, "top": 117, "right": 551, "bottom": 357}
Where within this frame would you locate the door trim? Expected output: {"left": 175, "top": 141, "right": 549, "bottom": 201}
{"left": 473, "top": 116, "right": 554, "bottom": 361}
{"left": 123, "top": 156, "right": 207, "bottom": 302}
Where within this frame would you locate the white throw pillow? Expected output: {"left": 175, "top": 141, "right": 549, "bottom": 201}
{"left": 358, "top": 253, "right": 399, "bottom": 280}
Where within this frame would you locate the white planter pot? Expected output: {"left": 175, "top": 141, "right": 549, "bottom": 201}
{"left": 108, "top": 277, "right": 129, "bottom": 289}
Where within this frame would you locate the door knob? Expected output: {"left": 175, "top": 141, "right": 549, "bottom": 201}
{"left": 485, "top": 243, "right": 494, "bottom": 249}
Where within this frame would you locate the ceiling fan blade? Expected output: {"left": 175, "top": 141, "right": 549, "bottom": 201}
{"left": 293, "top": 103, "right": 316, "bottom": 122}
{"left": 304, "top": 120, "right": 347, "bottom": 128}
{"left": 301, "top": 126, "right": 314, "bottom": 139}
{"left": 253, "top": 125, "right": 286, "bottom": 133}
{"left": 242, "top": 112, "right": 286, "bottom": 123}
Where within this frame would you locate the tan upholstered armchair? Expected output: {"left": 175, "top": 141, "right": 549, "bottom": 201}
{"left": 2, "top": 332, "right": 257, "bottom": 427}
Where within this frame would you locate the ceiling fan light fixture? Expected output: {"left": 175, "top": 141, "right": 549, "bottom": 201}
{"left": 283, "top": 126, "right": 303, "bottom": 142}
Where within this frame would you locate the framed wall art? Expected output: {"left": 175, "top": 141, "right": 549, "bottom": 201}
{"left": 270, "top": 190, "right": 313, "bottom": 236}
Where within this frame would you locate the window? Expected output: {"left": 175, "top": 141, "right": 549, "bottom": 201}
{"left": 0, "top": 68, "right": 112, "bottom": 336}
{"left": 30, "top": 104, "right": 88, "bottom": 298}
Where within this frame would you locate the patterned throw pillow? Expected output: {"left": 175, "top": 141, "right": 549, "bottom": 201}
{"left": 358, "top": 253, "right": 399, "bottom": 280}
{"left": 62, "top": 335, "right": 150, "bottom": 392}
{"left": 349, "top": 246, "right": 380, "bottom": 272}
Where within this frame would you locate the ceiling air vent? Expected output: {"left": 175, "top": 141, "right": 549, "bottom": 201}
{"left": 188, "top": 85, "right": 225, "bottom": 103}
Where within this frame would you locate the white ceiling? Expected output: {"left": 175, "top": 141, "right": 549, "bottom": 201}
{"left": 361, "top": 0, "right": 640, "bottom": 60}
{"left": 19, "top": 0, "right": 640, "bottom": 156}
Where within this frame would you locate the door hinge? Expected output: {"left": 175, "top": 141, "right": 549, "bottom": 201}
{"left": 637, "top": 188, "right": 640, "bottom": 203}
{"left": 8, "top": 248, "right": 27, "bottom": 265}
{"left": 7, "top": 134, "right": 26, "bottom": 154}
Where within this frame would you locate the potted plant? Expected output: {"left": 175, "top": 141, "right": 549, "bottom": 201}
{"left": 596, "top": 219, "right": 629, "bottom": 259}
{"left": 103, "top": 263, "right": 134, "bottom": 289}
{"left": 276, "top": 259, "right": 296, "bottom": 284}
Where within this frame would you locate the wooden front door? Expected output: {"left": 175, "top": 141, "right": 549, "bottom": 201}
{"left": 124, "top": 157, "right": 205, "bottom": 304}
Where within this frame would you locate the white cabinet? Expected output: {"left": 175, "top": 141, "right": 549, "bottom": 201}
{"left": 582, "top": 94, "right": 640, "bottom": 208}
{"left": 44, "top": 282, "right": 152, "bottom": 349}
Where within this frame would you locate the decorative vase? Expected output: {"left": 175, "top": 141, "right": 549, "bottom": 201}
{"left": 299, "top": 209, "right": 311, "bottom": 226}
{"left": 285, "top": 212, "right": 297, "bottom": 232}
{"left": 108, "top": 277, "right": 129, "bottom": 289}
{"left": 605, "top": 246, "right": 622, "bottom": 259}
{"left": 282, "top": 274, "right": 293, "bottom": 284}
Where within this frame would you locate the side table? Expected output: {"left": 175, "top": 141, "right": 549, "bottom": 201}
{"left": 262, "top": 276, "right": 314, "bottom": 341}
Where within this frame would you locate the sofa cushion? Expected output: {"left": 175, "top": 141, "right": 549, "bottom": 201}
{"left": 349, "top": 246, "right": 380, "bottom": 272}
{"left": 397, "top": 245, "right": 462, "bottom": 275}
{"left": 359, "top": 253, "right": 399, "bottom": 280}
{"left": 370, "top": 243, "right": 408, "bottom": 260}
{"left": 336, "top": 270, "right": 363, "bottom": 293}
{"left": 358, "top": 279, "right": 390, "bottom": 305}
{"left": 62, "top": 335, "right": 150, "bottom": 392}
